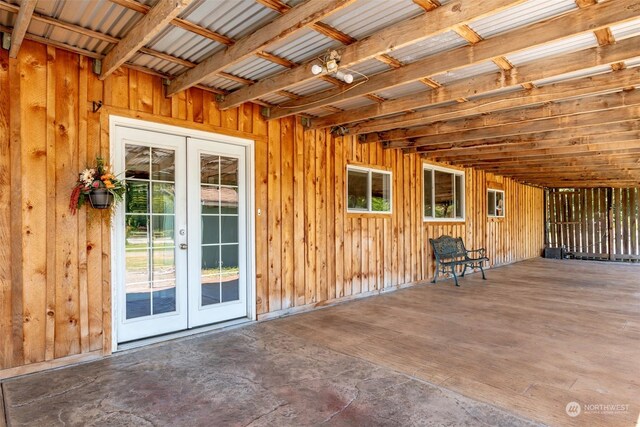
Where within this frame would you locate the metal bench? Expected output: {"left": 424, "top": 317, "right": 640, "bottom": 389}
{"left": 429, "top": 235, "right": 489, "bottom": 287}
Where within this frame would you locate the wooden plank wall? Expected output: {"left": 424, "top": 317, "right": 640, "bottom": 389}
{"left": 546, "top": 188, "right": 640, "bottom": 261}
{"left": 0, "top": 41, "right": 544, "bottom": 373}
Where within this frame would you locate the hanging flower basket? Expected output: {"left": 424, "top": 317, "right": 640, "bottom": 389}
{"left": 88, "top": 188, "right": 115, "bottom": 209}
{"left": 70, "top": 157, "right": 125, "bottom": 215}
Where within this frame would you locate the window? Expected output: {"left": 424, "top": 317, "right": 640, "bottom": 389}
{"left": 488, "top": 189, "right": 505, "bottom": 217}
{"left": 347, "top": 166, "right": 392, "bottom": 213}
{"left": 423, "top": 165, "right": 464, "bottom": 221}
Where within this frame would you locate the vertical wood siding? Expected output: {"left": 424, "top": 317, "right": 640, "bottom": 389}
{"left": 0, "top": 41, "right": 544, "bottom": 373}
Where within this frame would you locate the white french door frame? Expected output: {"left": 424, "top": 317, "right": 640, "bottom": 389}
{"left": 110, "top": 115, "right": 256, "bottom": 352}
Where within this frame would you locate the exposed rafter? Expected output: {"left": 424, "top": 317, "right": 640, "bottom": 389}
{"left": 219, "top": 0, "right": 524, "bottom": 110}
{"left": 314, "top": 35, "right": 640, "bottom": 130}
{"left": 370, "top": 67, "right": 640, "bottom": 145}
{"left": 166, "top": 0, "right": 357, "bottom": 96}
{"left": 100, "top": 0, "right": 193, "bottom": 79}
{"left": 273, "top": 0, "right": 639, "bottom": 120}
{"left": 388, "top": 105, "right": 640, "bottom": 150}
{"left": 8, "top": 0, "right": 36, "bottom": 58}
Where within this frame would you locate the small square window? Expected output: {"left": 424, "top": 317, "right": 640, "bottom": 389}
{"left": 347, "top": 166, "right": 392, "bottom": 214}
{"left": 488, "top": 189, "right": 505, "bottom": 217}
{"left": 423, "top": 165, "right": 465, "bottom": 221}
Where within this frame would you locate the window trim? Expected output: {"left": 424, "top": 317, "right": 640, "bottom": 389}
{"left": 346, "top": 165, "right": 393, "bottom": 214}
{"left": 487, "top": 188, "right": 505, "bottom": 218}
{"left": 423, "top": 164, "right": 465, "bottom": 222}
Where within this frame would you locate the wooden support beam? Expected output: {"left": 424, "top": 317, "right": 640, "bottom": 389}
{"left": 100, "top": 0, "right": 192, "bottom": 79}
{"left": 109, "top": 0, "right": 235, "bottom": 45}
{"left": 378, "top": 68, "right": 640, "bottom": 145}
{"left": 8, "top": 0, "right": 36, "bottom": 58}
{"left": 392, "top": 89, "right": 640, "bottom": 141}
{"left": 272, "top": 0, "right": 639, "bottom": 119}
{"left": 414, "top": 121, "right": 640, "bottom": 153}
{"left": 423, "top": 132, "right": 640, "bottom": 159}
{"left": 389, "top": 105, "right": 640, "bottom": 149}
{"left": 166, "top": 0, "right": 356, "bottom": 96}
{"left": 314, "top": 32, "right": 640, "bottom": 130}
{"left": 219, "top": 0, "right": 523, "bottom": 110}
{"left": 435, "top": 145, "right": 640, "bottom": 164}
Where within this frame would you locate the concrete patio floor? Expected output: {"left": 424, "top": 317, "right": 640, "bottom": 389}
{"left": 1, "top": 320, "right": 538, "bottom": 426}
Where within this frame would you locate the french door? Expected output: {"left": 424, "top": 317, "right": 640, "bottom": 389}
{"left": 114, "top": 126, "right": 249, "bottom": 343}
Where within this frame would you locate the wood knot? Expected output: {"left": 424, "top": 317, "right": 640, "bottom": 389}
{"left": 69, "top": 317, "right": 77, "bottom": 326}
{"left": 452, "top": 4, "right": 461, "bottom": 12}
{"left": 47, "top": 310, "right": 55, "bottom": 317}
{"left": 65, "top": 259, "right": 72, "bottom": 267}
{"left": 25, "top": 227, "right": 31, "bottom": 235}
{"left": 26, "top": 201, "right": 33, "bottom": 210}
{"left": 58, "top": 124, "right": 67, "bottom": 135}
{"left": 87, "top": 243, "right": 95, "bottom": 251}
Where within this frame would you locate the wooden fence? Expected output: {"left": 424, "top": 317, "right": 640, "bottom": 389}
{"left": 546, "top": 188, "right": 640, "bottom": 261}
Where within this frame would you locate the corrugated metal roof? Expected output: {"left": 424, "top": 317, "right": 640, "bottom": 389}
{"left": 258, "top": 92, "right": 293, "bottom": 105}
{"left": 286, "top": 77, "right": 336, "bottom": 97}
{"left": 202, "top": 75, "right": 245, "bottom": 92}
{"left": 626, "top": 57, "right": 640, "bottom": 68}
{"left": 506, "top": 32, "right": 598, "bottom": 66}
{"left": 130, "top": 52, "right": 189, "bottom": 77}
{"left": 388, "top": 31, "right": 468, "bottom": 64}
{"left": 468, "top": 0, "right": 577, "bottom": 39}
{"left": 223, "top": 55, "right": 287, "bottom": 81}
{"left": 321, "top": 0, "right": 423, "bottom": 40}
{"left": 329, "top": 96, "right": 376, "bottom": 110}
{"left": 431, "top": 61, "right": 501, "bottom": 85}
{"left": 148, "top": 26, "right": 223, "bottom": 63}
{"left": 346, "top": 58, "right": 391, "bottom": 78}
{"left": 375, "top": 81, "right": 430, "bottom": 100}
{"left": 532, "top": 64, "right": 614, "bottom": 87}
{"left": 610, "top": 17, "right": 640, "bottom": 41}
{"left": 179, "top": 0, "right": 279, "bottom": 40}
{"left": 304, "top": 107, "right": 334, "bottom": 118}
{"left": 25, "top": 0, "right": 140, "bottom": 55}
{"left": 268, "top": 28, "right": 341, "bottom": 64}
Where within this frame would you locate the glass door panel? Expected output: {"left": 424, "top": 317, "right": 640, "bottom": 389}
{"left": 115, "top": 126, "right": 187, "bottom": 343}
{"left": 188, "top": 138, "right": 247, "bottom": 327}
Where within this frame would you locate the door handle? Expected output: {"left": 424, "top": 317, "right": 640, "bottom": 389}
{"left": 180, "top": 243, "right": 188, "bottom": 250}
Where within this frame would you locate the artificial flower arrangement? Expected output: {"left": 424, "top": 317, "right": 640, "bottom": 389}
{"left": 70, "top": 157, "right": 126, "bottom": 214}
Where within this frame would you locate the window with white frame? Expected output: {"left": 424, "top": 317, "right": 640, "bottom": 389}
{"left": 347, "top": 166, "right": 392, "bottom": 213}
{"left": 488, "top": 189, "right": 505, "bottom": 217}
{"left": 423, "top": 165, "right": 465, "bottom": 221}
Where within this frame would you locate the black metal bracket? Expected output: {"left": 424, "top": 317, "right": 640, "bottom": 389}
{"left": 1, "top": 33, "right": 10, "bottom": 51}
{"left": 92, "top": 100, "right": 103, "bottom": 113}
{"left": 330, "top": 125, "right": 349, "bottom": 136}
{"left": 300, "top": 117, "right": 311, "bottom": 128}
{"left": 215, "top": 94, "right": 225, "bottom": 103}
{"left": 92, "top": 59, "right": 102, "bottom": 76}
{"left": 260, "top": 107, "right": 271, "bottom": 119}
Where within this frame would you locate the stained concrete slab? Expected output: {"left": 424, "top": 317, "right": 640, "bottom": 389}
{"left": 1, "top": 383, "right": 6, "bottom": 427}
{"left": 2, "top": 323, "right": 543, "bottom": 426}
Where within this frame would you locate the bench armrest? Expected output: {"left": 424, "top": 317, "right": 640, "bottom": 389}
{"left": 466, "top": 248, "right": 486, "bottom": 258}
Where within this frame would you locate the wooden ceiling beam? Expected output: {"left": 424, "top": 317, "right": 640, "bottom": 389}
{"left": 220, "top": 0, "right": 523, "bottom": 110}
{"left": 166, "top": 0, "right": 356, "bottom": 96}
{"left": 528, "top": 181, "right": 640, "bottom": 188}
{"left": 276, "top": 0, "right": 638, "bottom": 120}
{"left": 316, "top": 33, "right": 640, "bottom": 131}
{"left": 389, "top": 89, "right": 640, "bottom": 141}
{"left": 389, "top": 105, "right": 640, "bottom": 150}
{"left": 7, "top": 0, "right": 36, "bottom": 58}
{"left": 380, "top": 68, "right": 640, "bottom": 146}
{"left": 100, "top": 0, "right": 193, "bottom": 79}
{"left": 110, "top": 0, "right": 234, "bottom": 45}
{"left": 423, "top": 133, "right": 640, "bottom": 159}
{"left": 413, "top": 121, "right": 640, "bottom": 153}
{"left": 435, "top": 146, "right": 640, "bottom": 165}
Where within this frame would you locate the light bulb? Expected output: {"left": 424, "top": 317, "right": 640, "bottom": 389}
{"left": 335, "top": 71, "right": 354, "bottom": 84}
{"left": 311, "top": 64, "right": 323, "bottom": 75}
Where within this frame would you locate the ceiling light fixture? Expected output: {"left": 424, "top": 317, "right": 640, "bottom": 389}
{"left": 310, "top": 49, "right": 354, "bottom": 84}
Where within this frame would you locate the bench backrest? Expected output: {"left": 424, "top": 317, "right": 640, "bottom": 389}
{"left": 429, "top": 235, "right": 466, "bottom": 261}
